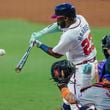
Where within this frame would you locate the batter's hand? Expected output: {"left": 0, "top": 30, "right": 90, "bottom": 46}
{"left": 29, "top": 32, "right": 41, "bottom": 45}
{"left": 33, "top": 40, "right": 42, "bottom": 47}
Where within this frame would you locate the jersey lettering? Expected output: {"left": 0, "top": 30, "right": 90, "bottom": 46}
{"left": 81, "top": 34, "right": 95, "bottom": 55}
{"left": 79, "top": 25, "right": 89, "bottom": 37}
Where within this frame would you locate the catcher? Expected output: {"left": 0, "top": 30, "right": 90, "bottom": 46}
{"left": 51, "top": 56, "right": 110, "bottom": 110}
{"left": 51, "top": 59, "right": 97, "bottom": 110}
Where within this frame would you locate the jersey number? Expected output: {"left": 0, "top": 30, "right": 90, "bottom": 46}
{"left": 81, "top": 34, "right": 94, "bottom": 55}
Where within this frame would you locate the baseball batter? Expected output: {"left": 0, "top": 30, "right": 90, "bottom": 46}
{"left": 30, "top": 3, "right": 97, "bottom": 110}
{"left": 29, "top": 22, "right": 61, "bottom": 43}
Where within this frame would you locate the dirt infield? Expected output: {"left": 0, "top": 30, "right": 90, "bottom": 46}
{"left": 0, "top": 0, "right": 110, "bottom": 27}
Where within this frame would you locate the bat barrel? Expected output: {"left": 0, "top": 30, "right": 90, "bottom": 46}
{"left": 15, "top": 43, "right": 33, "bottom": 73}
{"left": 15, "top": 67, "right": 21, "bottom": 73}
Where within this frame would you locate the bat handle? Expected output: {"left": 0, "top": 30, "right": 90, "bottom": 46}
{"left": 30, "top": 42, "right": 34, "bottom": 47}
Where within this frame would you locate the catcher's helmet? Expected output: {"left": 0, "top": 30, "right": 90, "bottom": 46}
{"left": 102, "top": 35, "right": 110, "bottom": 58}
{"left": 51, "top": 3, "right": 76, "bottom": 19}
{"left": 51, "top": 60, "right": 75, "bottom": 84}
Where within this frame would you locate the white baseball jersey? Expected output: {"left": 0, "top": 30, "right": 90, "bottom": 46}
{"left": 53, "top": 15, "right": 96, "bottom": 65}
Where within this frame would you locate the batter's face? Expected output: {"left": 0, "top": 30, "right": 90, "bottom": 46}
{"left": 57, "top": 17, "right": 67, "bottom": 29}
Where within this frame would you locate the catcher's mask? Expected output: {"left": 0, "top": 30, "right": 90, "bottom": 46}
{"left": 51, "top": 59, "right": 76, "bottom": 84}
{"left": 102, "top": 35, "right": 110, "bottom": 58}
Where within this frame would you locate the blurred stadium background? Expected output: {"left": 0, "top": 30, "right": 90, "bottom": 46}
{"left": 0, "top": 0, "right": 110, "bottom": 26}
{"left": 0, "top": 0, "right": 110, "bottom": 110}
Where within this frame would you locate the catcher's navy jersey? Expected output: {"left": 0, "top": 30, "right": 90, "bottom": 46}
{"left": 98, "top": 60, "right": 106, "bottom": 81}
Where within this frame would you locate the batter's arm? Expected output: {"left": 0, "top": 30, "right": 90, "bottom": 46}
{"left": 29, "top": 22, "right": 61, "bottom": 44}
{"left": 39, "top": 43, "right": 63, "bottom": 58}
{"left": 38, "top": 22, "right": 61, "bottom": 35}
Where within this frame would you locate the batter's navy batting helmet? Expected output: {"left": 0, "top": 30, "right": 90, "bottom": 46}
{"left": 102, "top": 35, "right": 110, "bottom": 58}
{"left": 51, "top": 3, "right": 76, "bottom": 19}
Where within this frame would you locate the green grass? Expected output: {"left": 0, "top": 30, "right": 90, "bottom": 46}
{"left": 0, "top": 19, "right": 109, "bottom": 110}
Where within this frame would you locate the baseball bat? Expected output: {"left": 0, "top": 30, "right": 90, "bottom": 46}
{"left": 15, "top": 43, "right": 33, "bottom": 73}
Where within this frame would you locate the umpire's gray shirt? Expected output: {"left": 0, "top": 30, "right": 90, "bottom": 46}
{"left": 79, "top": 86, "right": 110, "bottom": 110}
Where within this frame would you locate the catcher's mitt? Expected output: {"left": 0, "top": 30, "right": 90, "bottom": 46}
{"left": 51, "top": 59, "right": 76, "bottom": 85}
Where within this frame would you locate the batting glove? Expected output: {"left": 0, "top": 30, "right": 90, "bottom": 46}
{"left": 33, "top": 40, "right": 42, "bottom": 47}
{"left": 29, "top": 32, "right": 41, "bottom": 45}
